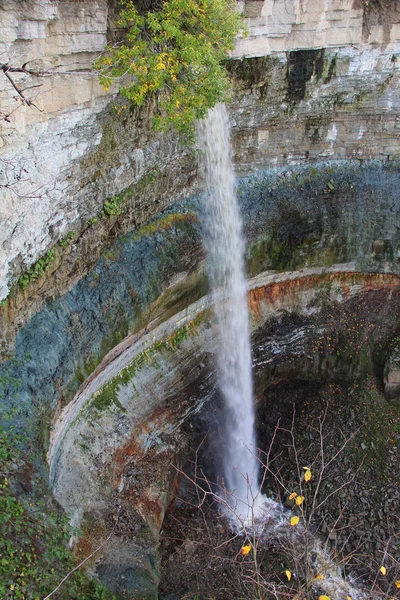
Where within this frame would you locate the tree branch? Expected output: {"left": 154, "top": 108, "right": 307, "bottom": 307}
{"left": 42, "top": 508, "right": 120, "bottom": 600}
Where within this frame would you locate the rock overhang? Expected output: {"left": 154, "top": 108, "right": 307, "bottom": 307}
{"left": 48, "top": 265, "right": 400, "bottom": 597}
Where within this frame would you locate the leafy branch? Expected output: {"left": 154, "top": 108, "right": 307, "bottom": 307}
{"left": 94, "top": 0, "right": 243, "bottom": 137}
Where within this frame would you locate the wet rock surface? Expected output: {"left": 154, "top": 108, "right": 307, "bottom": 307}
{"left": 1, "top": 163, "right": 400, "bottom": 598}
{"left": 384, "top": 342, "right": 400, "bottom": 402}
{"left": 45, "top": 268, "right": 399, "bottom": 598}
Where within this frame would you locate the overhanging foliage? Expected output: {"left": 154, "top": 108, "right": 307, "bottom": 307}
{"left": 94, "top": 0, "right": 243, "bottom": 136}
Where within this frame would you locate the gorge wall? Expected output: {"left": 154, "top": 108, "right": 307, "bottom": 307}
{"left": 1, "top": 1, "right": 400, "bottom": 598}
{"left": 1, "top": 0, "right": 400, "bottom": 311}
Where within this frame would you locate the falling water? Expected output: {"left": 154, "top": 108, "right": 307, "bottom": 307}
{"left": 196, "top": 104, "right": 366, "bottom": 599}
{"left": 197, "top": 103, "right": 261, "bottom": 524}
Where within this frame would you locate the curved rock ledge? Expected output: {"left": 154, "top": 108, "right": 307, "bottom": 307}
{"left": 48, "top": 266, "right": 400, "bottom": 598}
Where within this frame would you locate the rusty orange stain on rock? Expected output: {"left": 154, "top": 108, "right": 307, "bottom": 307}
{"left": 137, "top": 494, "right": 165, "bottom": 529}
{"left": 110, "top": 404, "right": 180, "bottom": 495}
{"left": 74, "top": 538, "right": 93, "bottom": 561}
{"left": 248, "top": 272, "right": 400, "bottom": 319}
{"left": 114, "top": 437, "right": 144, "bottom": 466}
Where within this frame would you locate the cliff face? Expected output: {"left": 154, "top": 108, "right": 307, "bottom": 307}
{"left": 234, "top": 0, "right": 400, "bottom": 56}
{"left": 1, "top": 2, "right": 400, "bottom": 598}
{"left": 2, "top": 160, "right": 400, "bottom": 597}
{"left": 0, "top": 0, "right": 111, "bottom": 293}
{"left": 1, "top": 0, "right": 400, "bottom": 309}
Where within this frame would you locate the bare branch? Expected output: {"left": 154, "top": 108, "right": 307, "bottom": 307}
{"left": 42, "top": 508, "right": 120, "bottom": 600}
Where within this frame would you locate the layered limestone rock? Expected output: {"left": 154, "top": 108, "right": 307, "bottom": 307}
{"left": 0, "top": 159, "right": 398, "bottom": 596}
{"left": 234, "top": 0, "right": 400, "bottom": 57}
{"left": 229, "top": 46, "right": 400, "bottom": 173}
{"left": 1, "top": 46, "right": 400, "bottom": 361}
{"left": 2, "top": 161, "right": 399, "bottom": 425}
{"left": 0, "top": 0, "right": 112, "bottom": 297}
{"left": 1, "top": 0, "right": 400, "bottom": 310}
{"left": 48, "top": 267, "right": 400, "bottom": 598}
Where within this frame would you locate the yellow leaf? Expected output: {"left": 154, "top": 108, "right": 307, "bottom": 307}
{"left": 395, "top": 580, "right": 400, "bottom": 588}
{"left": 295, "top": 495, "right": 305, "bottom": 506}
{"left": 290, "top": 516, "right": 300, "bottom": 526}
{"left": 285, "top": 569, "right": 291, "bottom": 581}
{"left": 288, "top": 492, "right": 297, "bottom": 500}
{"left": 380, "top": 566, "right": 387, "bottom": 575}
{"left": 346, "top": 596, "right": 352, "bottom": 600}
{"left": 315, "top": 573, "right": 325, "bottom": 580}
{"left": 304, "top": 469, "right": 312, "bottom": 482}
{"left": 240, "top": 544, "right": 251, "bottom": 556}
{"left": 318, "top": 596, "right": 331, "bottom": 600}
{"left": 302, "top": 466, "right": 311, "bottom": 470}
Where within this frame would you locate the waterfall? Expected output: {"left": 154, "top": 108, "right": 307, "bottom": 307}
{"left": 196, "top": 104, "right": 366, "bottom": 599}
{"left": 197, "top": 103, "right": 260, "bottom": 524}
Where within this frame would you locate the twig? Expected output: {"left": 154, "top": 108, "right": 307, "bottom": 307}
{"left": 42, "top": 509, "right": 120, "bottom": 600}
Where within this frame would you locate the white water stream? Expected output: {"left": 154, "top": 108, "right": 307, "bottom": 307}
{"left": 197, "top": 104, "right": 365, "bottom": 599}
{"left": 197, "top": 103, "right": 263, "bottom": 523}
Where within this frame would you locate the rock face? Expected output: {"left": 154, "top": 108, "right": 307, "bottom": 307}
{"left": 1, "top": 1, "right": 400, "bottom": 598}
{"left": 2, "top": 161, "right": 400, "bottom": 428}
{"left": 234, "top": 0, "right": 400, "bottom": 57}
{"left": 384, "top": 342, "right": 400, "bottom": 401}
{"left": 48, "top": 268, "right": 400, "bottom": 598}
{"left": 0, "top": 160, "right": 398, "bottom": 597}
{"left": 229, "top": 46, "right": 400, "bottom": 173}
{"left": 0, "top": 0, "right": 112, "bottom": 295}
{"left": 1, "top": 0, "right": 400, "bottom": 309}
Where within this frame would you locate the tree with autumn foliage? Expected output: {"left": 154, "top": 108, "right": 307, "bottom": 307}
{"left": 94, "top": 0, "right": 243, "bottom": 136}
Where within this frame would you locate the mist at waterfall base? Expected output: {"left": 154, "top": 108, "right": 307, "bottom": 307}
{"left": 197, "top": 104, "right": 277, "bottom": 530}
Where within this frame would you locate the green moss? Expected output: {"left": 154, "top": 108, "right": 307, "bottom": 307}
{"left": 89, "top": 309, "right": 211, "bottom": 414}
{"left": 246, "top": 239, "right": 269, "bottom": 277}
{"left": 359, "top": 347, "right": 372, "bottom": 374}
{"left": 102, "top": 248, "right": 121, "bottom": 261}
{"left": 324, "top": 53, "right": 337, "bottom": 83}
{"left": 0, "top": 414, "right": 116, "bottom": 600}
{"left": 18, "top": 249, "right": 56, "bottom": 290}
{"left": 67, "top": 265, "right": 207, "bottom": 412}
{"left": 247, "top": 231, "right": 321, "bottom": 273}
{"left": 92, "top": 384, "right": 125, "bottom": 412}
{"left": 59, "top": 231, "right": 75, "bottom": 248}
{"left": 348, "top": 385, "right": 398, "bottom": 482}
{"left": 101, "top": 167, "right": 163, "bottom": 219}
{"left": 102, "top": 321, "right": 131, "bottom": 357}
{"left": 102, "top": 192, "right": 128, "bottom": 217}
{"left": 225, "top": 55, "right": 278, "bottom": 90}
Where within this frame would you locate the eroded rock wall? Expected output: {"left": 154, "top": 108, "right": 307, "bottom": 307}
{"left": 229, "top": 46, "right": 400, "bottom": 172}
{"left": 1, "top": 0, "right": 400, "bottom": 310}
{"left": 48, "top": 267, "right": 400, "bottom": 598}
{"left": 234, "top": 0, "right": 400, "bottom": 57}
{"left": 1, "top": 161, "right": 399, "bottom": 449}
{"left": 1, "top": 2, "right": 400, "bottom": 598}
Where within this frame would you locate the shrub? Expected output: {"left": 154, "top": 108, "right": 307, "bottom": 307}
{"left": 0, "top": 395, "right": 115, "bottom": 599}
{"left": 94, "top": 0, "right": 243, "bottom": 137}
{"left": 17, "top": 249, "right": 56, "bottom": 290}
